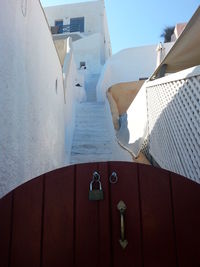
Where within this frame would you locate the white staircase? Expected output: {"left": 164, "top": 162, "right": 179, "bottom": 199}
{"left": 70, "top": 102, "right": 112, "bottom": 164}
{"left": 85, "top": 74, "right": 99, "bottom": 101}
{"left": 70, "top": 75, "right": 132, "bottom": 165}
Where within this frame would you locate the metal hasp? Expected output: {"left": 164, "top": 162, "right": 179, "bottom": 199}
{"left": 109, "top": 172, "right": 118, "bottom": 184}
{"left": 117, "top": 200, "right": 128, "bottom": 249}
{"left": 89, "top": 171, "right": 104, "bottom": 201}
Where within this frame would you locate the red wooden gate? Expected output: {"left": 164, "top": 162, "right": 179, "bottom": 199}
{"left": 0, "top": 162, "right": 200, "bottom": 267}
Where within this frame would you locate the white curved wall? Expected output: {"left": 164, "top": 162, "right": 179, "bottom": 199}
{"left": 96, "top": 43, "right": 173, "bottom": 101}
{"left": 0, "top": 0, "right": 78, "bottom": 198}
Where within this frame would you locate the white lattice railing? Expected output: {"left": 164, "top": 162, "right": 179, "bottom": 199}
{"left": 146, "top": 65, "right": 200, "bottom": 183}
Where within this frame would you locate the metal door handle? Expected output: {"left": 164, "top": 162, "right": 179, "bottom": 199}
{"left": 117, "top": 200, "right": 128, "bottom": 249}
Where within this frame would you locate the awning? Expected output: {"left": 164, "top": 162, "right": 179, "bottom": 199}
{"left": 151, "top": 6, "right": 200, "bottom": 79}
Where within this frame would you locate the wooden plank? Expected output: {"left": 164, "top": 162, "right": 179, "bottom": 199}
{"left": 139, "top": 164, "right": 177, "bottom": 267}
{"left": 171, "top": 173, "right": 200, "bottom": 267}
{"left": 98, "top": 162, "right": 112, "bottom": 267}
{"left": 0, "top": 193, "right": 12, "bottom": 267}
{"left": 10, "top": 176, "right": 43, "bottom": 267}
{"left": 75, "top": 162, "right": 101, "bottom": 267}
{"left": 109, "top": 162, "right": 142, "bottom": 267}
{"left": 42, "top": 166, "right": 75, "bottom": 267}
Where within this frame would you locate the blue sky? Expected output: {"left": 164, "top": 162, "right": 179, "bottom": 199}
{"left": 41, "top": 0, "right": 199, "bottom": 54}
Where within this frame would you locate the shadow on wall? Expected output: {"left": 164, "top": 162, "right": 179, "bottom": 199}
{"left": 146, "top": 73, "right": 200, "bottom": 182}
{"left": 116, "top": 114, "right": 147, "bottom": 156}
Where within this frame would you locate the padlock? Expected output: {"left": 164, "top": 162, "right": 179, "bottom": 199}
{"left": 89, "top": 180, "right": 104, "bottom": 200}
{"left": 89, "top": 172, "right": 104, "bottom": 201}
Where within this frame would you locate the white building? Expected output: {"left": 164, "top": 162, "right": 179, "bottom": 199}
{"left": 44, "top": 0, "right": 112, "bottom": 75}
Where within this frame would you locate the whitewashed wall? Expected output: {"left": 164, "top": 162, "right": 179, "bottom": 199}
{"left": 73, "top": 33, "right": 103, "bottom": 74}
{"left": 63, "top": 42, "right": 86, "bottom": 160}
{"left": 97, "top": 43, "right": 173, "bottom": 101}
{"left": 0, "top": 0, "right": 79, "bottom": 198}
{"left": 100, "top": 0, "right": 112, "bottom": 63}
{"left": 126, "top": 84, "right": 148, "bottom": 156}
{"left": 103, "top": 9, "right": 112, "bottom": 61}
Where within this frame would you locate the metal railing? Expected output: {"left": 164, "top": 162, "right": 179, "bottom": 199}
{"left": 51, "top": 24, "right": 81, "bottom": 35}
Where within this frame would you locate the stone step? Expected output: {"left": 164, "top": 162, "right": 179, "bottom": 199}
{"left": 76, "top": 107, "right": 104, "bottom": 112}
{"left": 73, "top": 133, "right": 110, "bottom": 141}
{"left": 70, "top": 92, "right": 122, "bottom": 164}
{"left": 75, "top": 116, "right": 105, "bottom": 121}
{"left": 74, "top": 126, "right": 107, "bottom": 131}
{"left": 76, "top": 105, "right": 104, "bottom": 110}
{"left": 77, "top": 102, "right": 103, "bottom": 106}
{"left": 76, "top": 110, "right": 105, "bottom": 116}
{"left": 73, "top": 128, "right": 109, "bottom": 134}
{"left": 72, "top": 142, "right": 110, "bottom": 151}
{"left": 72, "top": 139, "right": 110, "bottom": 145}
{"left": 71, "top": 148, "right": 111, "bottom": 155}
{"left": 70, "top": 154, "right": 112, "bottom": 164}
{"left": 72, "top": 143, "right": 111, "bottom": 152}
{"left": 72, "top": 141, "right": 110, "bottom": 147}
{"left": 75, "top": 117, "right": 106, "bottom": 122}
{"left": 75, "top": 111, "right": 105, "bottom": 116}
{"left": 75, "top": 123, "right": 106, "bottom": 128}
{"left": 76, "top": 108, "right": 102, "bottom": 113}
{"left": 73, "top": 141, "right": 111, "bottom": 147}
{"left": 76, "top": 102, "right": 104, "bottom": 107}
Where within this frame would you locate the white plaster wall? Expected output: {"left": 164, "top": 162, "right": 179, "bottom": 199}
{"left": 44, "top": 1, "right": 103, "bottom": 36}
{"left": 63, "top": 50, "right": 86, "bottom": 161}
{"left": 113, "top": 82, "right": 148, "bottom": 157}
{"left": 73, "top": 33, "right": 103, "bottom": 74}
{"left": 97, "top": 43, "right": 173, "bottom": 101}
{"left": 0, "top": 0, "right": 79, "bottom": 198}
{"left": 126, "top": 84, "right": 148, "bottom": 156}
{"left": 101, "top": 3, "right": 112, "bottom": 61}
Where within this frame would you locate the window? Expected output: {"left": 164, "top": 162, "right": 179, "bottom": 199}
{"left": 80, "top": 62, "right": 86, "bottom": 69}
{"left": 55, "top": 20, "right": 63, "bottom": 34}
{"left": 70, "top": 17, "right": 84, "bottom": 33}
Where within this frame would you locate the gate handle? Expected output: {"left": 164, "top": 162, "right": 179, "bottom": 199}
{"left": 117, "top": 201, "right": 128, "bottom": 249}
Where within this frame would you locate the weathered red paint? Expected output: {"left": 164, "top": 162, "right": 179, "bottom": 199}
{"left": 0, "top": 162, "right": 200, "bottom": 267}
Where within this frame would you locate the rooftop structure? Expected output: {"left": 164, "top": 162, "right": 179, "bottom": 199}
{"left": 171, "top": 22, "right": 187, "bottom": 42}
